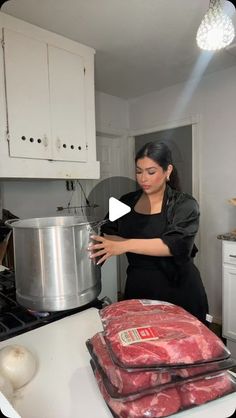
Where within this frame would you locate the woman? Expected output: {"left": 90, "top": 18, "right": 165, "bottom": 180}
{"left": 89, "top": 141, "right": 209, "bottom": 324}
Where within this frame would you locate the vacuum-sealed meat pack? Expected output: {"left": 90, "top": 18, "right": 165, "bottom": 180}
{"left": 86, "top": 299, "right": 235, "bottom": 417}
{"left": 86, "top": 332, "right": 171, "bottom": 396}
{"left": 86, "top": 331, "right": 235, "bottom": 399}
{"left": 93, "top": 363, "right": 181, "bottom": 418}
{"left": 92, "top": 362, "right": 236, "bottom": 418}
{"left": 101, "top": 301, "right": 230, "bottom": 369}
{"left": 100, "top": 299, "right": 187, "bottom": 325}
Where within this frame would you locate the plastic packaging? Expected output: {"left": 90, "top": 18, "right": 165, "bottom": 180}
{"left": 86, "top": 333, "right": 171, "bottom": 396}
{"left": 103, "top": 308, "right": 230, "bottom": 369}
{"left": 92, "top": 362, "right": 236, "bottom": 418}
{"left": 92, "top": 361, "right": 181, "bottom": 418}
{"left": 86, "top": 332, "right": 236, "bottom": 399}
{"left": 99, "top": 299, "right": 188, "bottom": 326}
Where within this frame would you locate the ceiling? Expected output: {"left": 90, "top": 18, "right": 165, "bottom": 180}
{"left": 1, "top": 0, "right": 236, "bottom": 99}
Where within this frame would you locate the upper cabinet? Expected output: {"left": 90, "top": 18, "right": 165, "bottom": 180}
{"left": 0, "top": 12, "right": 100, "bottom": 179}
{"left": 3, "top": 28, "right": 52, "bottom": 161}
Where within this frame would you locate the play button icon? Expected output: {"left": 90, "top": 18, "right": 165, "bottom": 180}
{"left": 109, "top": 197, "right": 131, "bottom": 222}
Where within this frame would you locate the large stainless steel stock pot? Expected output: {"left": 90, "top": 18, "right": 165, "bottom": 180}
{"left": 6, "top": 216, "right": 104, "bottom": 311}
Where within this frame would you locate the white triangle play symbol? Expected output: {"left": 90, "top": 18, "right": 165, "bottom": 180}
{"left": 109, "top": 197, "right": 131, "bottom": 222}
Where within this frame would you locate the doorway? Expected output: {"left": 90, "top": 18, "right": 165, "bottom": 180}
{"left": 135, "top": 125, "right": 193, "bottom": 194}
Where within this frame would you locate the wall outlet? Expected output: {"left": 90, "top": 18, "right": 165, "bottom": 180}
{"left": 66, "top": 180, "right": 75, "bottom": 191}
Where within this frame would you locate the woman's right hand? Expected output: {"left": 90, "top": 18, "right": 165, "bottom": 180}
{"left": 87, "top": 234, "right": 128, "bottom": 265}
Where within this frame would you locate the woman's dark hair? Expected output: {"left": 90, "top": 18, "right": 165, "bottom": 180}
{"left": 135, "top": 141, "right": 181, "bottom": 191}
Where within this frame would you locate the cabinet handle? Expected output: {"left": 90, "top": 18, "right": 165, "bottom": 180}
{"left": 43, "top": 135, "right": 48, "bottom": 147}
{"left": 56, "top": 138, "right": 61, "bottom": 149}
{"left": 229, "top": 254, "right": 236, "bottom": 258}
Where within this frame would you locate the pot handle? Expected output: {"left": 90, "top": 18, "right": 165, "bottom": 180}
{"left": 88, "top": 219, "right": 109, "bottom": 234}
{"left": 4, "top": 218, "right": 19, "bottom": 228}
{"left": 95, "top": 219, "right": 109, "bottom": 228}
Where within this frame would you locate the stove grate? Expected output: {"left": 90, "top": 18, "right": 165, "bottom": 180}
{"left": 0, "top": 269, "right": 106, "bottom": 341}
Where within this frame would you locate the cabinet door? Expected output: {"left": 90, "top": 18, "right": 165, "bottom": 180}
{"left": 3, "top": 28, "right": 51, "bottom": 159}
{"left": 223, "top": 241, "right": 236, "bottom": 266}
{"left": 48, "top": 45, "right": 87, "bottom": 162}
{"left": 223, "top": 266, "right": 236, "bottom": 340}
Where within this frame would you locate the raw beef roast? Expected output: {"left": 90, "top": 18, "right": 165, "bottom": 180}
{"left": 94, "top": 367, "right": 181, "bottom": 418}
{"left": 179, "top": 371, "right": 233, "bottom": 406}
{"left": 93, "top": 366, "right": 235, "bottom": 418}
{"left": 88, "top": 334, "right": 233, "bottom": 396}
{"left": 89, "top": 332, "right": 171, "bottom": 396}
{"left": 104, "top": 312, "right": 228, "bottom": 368}
{"left": 100, "top": 299, "right": 188, "bottom": 325}
{"left": 175, "top": 361, "right": 224, "bottom": 378}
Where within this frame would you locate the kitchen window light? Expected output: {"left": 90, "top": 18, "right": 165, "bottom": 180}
{"left": 196, "top": 0, "right": 235, "bottom": 50}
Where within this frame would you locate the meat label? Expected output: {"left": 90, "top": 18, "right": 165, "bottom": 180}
{"left": 140, "top": 300, "right": 172, "bottom": 306}
{"left": 118, "top": 326, "right": 159, "bottom": 345}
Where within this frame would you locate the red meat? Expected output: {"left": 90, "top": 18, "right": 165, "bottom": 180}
{"left": 104, "top": 311, "right": 198, "bottom": 336}
{"left": 105, "top": 312, "right": 227, "bottom": 368}
{"left": 94, "top": 367, "right": 181, "bottom": 418}
{"left": 90, "top": 332, "right": 171, "bottom": 396}
{"left": 179, "top": 372, "right": 233, "bottom": 406}
{"left": 100, "top": 299, "right": 188, "bottom": 325}
{"left": 175, "top": 362, "right": 222, "bottom": 378}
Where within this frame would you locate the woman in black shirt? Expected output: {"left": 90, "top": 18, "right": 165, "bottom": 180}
{"left": 89, "top": 141, "right": 209, "bottom": 324}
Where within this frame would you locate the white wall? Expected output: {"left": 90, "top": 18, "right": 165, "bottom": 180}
{"left": 0, "top": 180, "right": 75, "bottom": 219}
{"left": 129, "top": 64, "right": 236, "bottom": 322}
{"left": 95, "top": 91, "right": 129, "bottom": 133}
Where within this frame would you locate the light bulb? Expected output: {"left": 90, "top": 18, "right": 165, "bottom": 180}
{"left": 196, "top": 0, "right": 235, "bottom": 50}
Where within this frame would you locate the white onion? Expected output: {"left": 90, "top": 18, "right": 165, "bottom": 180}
{"left": 0, "top": 345, "right": 37, "bottom": 389}
{"left": 0, "top": 373, "right": 14, "bottom": 402}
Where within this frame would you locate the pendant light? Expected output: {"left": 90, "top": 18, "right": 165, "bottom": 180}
{"left": 196, "top": 0, "right": 235, "bottom": 50}
{"left": 0, "top": 0, "right": 10, "bottom": 9}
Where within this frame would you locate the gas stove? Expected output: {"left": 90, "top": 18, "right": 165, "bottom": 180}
{"left": 0, "top": 269, "right": 107, "bottom": 341}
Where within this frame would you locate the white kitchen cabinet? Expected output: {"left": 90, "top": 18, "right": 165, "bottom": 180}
{"left": 48, "top": 45, "right": 87, "bottom": 162}
{"left": 0, "top": 12, "right": 99, "bottom": 179}
{"left": 3, "top": 28, "right": 52, "bottom": 160}
{"left": 222, "top": 240, "right": 236, "bottom": 349}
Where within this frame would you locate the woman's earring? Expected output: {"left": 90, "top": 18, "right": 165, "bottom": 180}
{"left": 167, "top": 176, "right": 170, "bottom": 182}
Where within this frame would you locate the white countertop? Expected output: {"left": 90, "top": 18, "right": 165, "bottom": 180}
{"left": 0, "top": 308, "right": 235, "bottom": 418}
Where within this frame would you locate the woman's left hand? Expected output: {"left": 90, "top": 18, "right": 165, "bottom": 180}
{"left": 88, "top": 235, "right": 127, "bottom": 265}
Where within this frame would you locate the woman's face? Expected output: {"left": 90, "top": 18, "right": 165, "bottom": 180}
{"left": 136, "top": 157, "right": 172, "bottom": 195}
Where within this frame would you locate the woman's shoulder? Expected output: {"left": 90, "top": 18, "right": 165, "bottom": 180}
{"left": 166, "top": 187, "right": 199, "bottom": 214}
{"left": 167, "top": 186, "right": 198, "bottom": 204}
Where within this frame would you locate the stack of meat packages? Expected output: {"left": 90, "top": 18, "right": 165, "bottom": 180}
{"left": 86, "top": 299, "right": 236, "bottom": 418}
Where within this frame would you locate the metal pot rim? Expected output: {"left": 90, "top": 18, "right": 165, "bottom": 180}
{"left": 5, "top": 216, "right": 102, "bottom": 229}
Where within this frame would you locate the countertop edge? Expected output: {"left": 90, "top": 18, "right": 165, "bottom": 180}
{"left": 217, "top": 232, "right": 236, "bottom": 241}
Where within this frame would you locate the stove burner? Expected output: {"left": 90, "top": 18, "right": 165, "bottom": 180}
{"left": 27, "top": 310, "right": 50, "bottom": 318}
{"left": 0, "top": 269, "right": 106, "bottom": 341}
